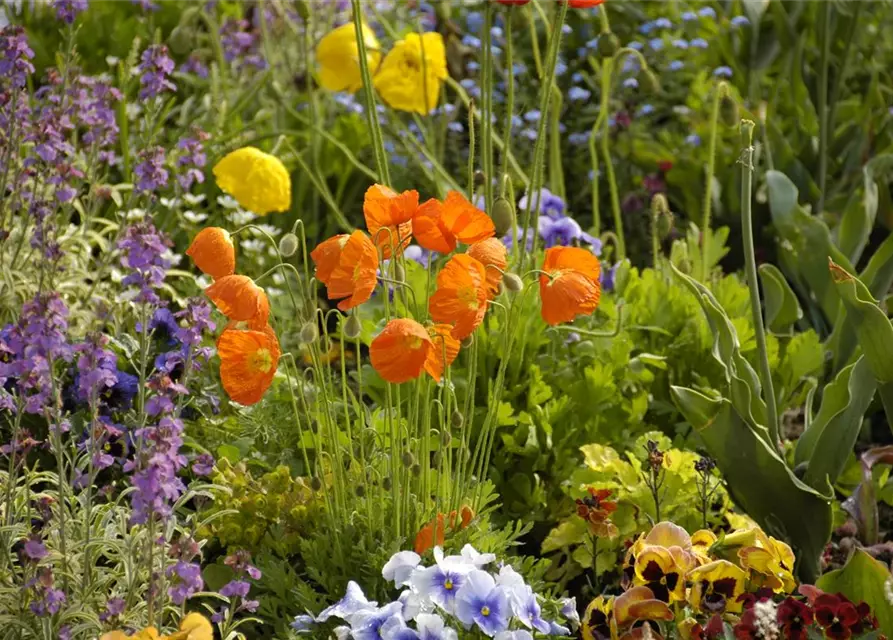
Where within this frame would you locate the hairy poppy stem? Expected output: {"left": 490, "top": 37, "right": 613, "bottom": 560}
{"left": 702, "top": 81, "right": 728, "bottom": 281}
{"left": 741, "top": 120, "right": 780, "bottom": 451}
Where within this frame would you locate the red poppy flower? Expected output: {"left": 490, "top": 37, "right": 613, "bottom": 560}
{"left": 186, "top": 227, "right": 236, "bottom": 279}
{"left": 217, "top": 325, "right": 281, "bottom": 405}
{"left": 423, "top": 323, "right": 461, "bottom": 381}
{"left": 467, "top": 238, "right": 508, "bottom": 297}
{"left": 206, "top": 275, "right": 270, "bottom": 326}
{"left": 429, "top": 254, "right": 489, "bottom": 339}
{"left": 364, "top": 183, "right": 419, "bottom": 258}
{"left": 310, "top": 231, "right": 379, "bottom": 311}
{"left": 564, "top": 0, "right": 605, "bottom": 8}
{"left": 777, "top": 598, "right": 813, "bottom": 640}
{"left": 370, "top": 318, "right": 433, "bottom": 383}
{"left": 413, "top": 191, "right": 495, "bottom": 254}
{"left": 539, "top": 246, "right": 601, "bottom": 326}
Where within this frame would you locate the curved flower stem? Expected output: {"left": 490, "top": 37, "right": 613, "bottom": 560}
{"left": 702, "top": 82, "right": 727, "bottom": 281}
{"left": 468, "top": 99, "right": 476, "bottom": 197}
{"left": 350, "top": 0, "right": 391, "bottom": 186}
{"left": 740, "top": 120, "right": 780, "bottom": 451}
{"left": 518, "top": 0, "right": 570, "bottom": 273}
{"left": 482, "top": 2, "right": 495, "bottom": 211}
{"left": 498, "top": 7, "right": 516, "bottom": 191}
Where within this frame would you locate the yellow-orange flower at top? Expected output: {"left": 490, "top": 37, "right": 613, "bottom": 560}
{"left": 370, "top": 318, "right": 433, "bottom": 383}
{"left": 316, "top": 22, "right": 381, "bottom": 93}
{"left": 467, "top": 237, "right": 507, "bottom": 297}
{"left": 100, "top": 613, "right": 213, "bottom": 640}
{"left": 213, "top": 147, "right": 291, "bottom": 215}
{"left": 217, "top": 324, "right": 281, "bottom": 406}
{"left": 186, "top": 227, "right": 235, "bottom": 280}
{"left": 206, "top": 275, "right": 270, "bottom": 327}
{"left": 364, "top": 184, "right": 419, "bottom": 258}
{"left": 373, "top": 32, "right": 448, "bottom": 114}
{"left": 310, "top": 231, "right": 379, "bottom": 311}
{"left": 429, "top": 254, "right": 489, "bottom": 339}
{"left": 414, "top": 191, "right": 495, "bottom": 254}
{"left": 424, "top": 323, "right": 461, "bottom": 381}
{"left": 539, "top": 246, "right": 601, "bottom": 326}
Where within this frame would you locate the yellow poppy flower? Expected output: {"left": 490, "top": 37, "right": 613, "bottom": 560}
{"left": 688, "top": 559, "right": 748, "bottom": 614}
{"left": 213, "top": 147, "right": 291, "bottom": 215}
{"left": 100, "top": 613, "right": 212, "bottom": 640}
{"left": 316, "top": 23, "right": 381, "bottom": 92}
{"left": 373, "top": 32, "right": 448, "bottom": 114}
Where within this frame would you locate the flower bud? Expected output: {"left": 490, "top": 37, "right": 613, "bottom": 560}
{"left": 382, "top": 476, "right": 393, "bottom": 491}
{"left": 720, "top": 95, "right": 739, "bottom": 128}
{"left": 491, "top": 197, "right": 515, "bottom": 237}
{"left": 355, "top": 484, "right": 366, "bottom": 498}
{"left": 503, "top": 272, "right": 524, "bottom": 293}
{"left": 451, "top": 410, "right": 465, "bottom": 428}
{"left": 394, "top": 261, "right": 406, "bottom": 282}
{"left": 401, "top": 451, "right": 415, "bottom": 468}
{"left": 432, "top": 451, "right": 442, "bottom": 467}
{"left": 597, "top": 32, "right": 620, "bottom": 58}
{"left": 461, "top": 336, "right": 474, "bottom": 348}
{"left": 474, "top": 170, "right": 486, "bottom": 188}
{"left": 300, "top": 322, "right": 319, "bottom": 344}
{"left": 411, "top": 463, "right": 422, "bottom": 477}
{"left": 294, "top": 0, "right": 310, "bottom": 20}
{"left": 168, "top": 25, "right": 194, "bottom": 56}
{"left": 310, "top": 476, "right": 322, "bottom": 491}
{"left": 640, "top": 69, "right": 661, "bottom": 94}
{"left": 343, "top": 314, "right": 362, "bottom": 340}
{"left": 441, "top": 430, "right": 452, "bottom": 447}
{"left": 279, "top": 232, "right": 299, "bottom": 257}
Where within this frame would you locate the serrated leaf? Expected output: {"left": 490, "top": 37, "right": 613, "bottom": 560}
{"left": 758, "top": 263, "right": 802, "bottom": 334}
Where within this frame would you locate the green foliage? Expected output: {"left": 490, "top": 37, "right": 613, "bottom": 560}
{"left": 816, "top": 550, "right": 893, "bottom": 636}
{"left": 541, "top": 432, "right": 730, "bottom": 590}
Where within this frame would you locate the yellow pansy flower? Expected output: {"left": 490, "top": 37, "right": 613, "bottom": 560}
{"left": 373, "top": 32, "right": 448, "bottom": 114}
{"left": 688, "top": 559, "right": 748, "bottom": 614}
{"left": 582, "top": 596, "right": 613, "bottom": 640}
{"left": 100, "top": 613, "right": 212, "bottom": 640}
{"left": 316, "top": 22, "right": 381, "bottom": 92}
{"left": 213, "top": 147, "right": 291, "bottom": 215}
{"left": 738, "top": 529, "right": 797, "bottom": 593}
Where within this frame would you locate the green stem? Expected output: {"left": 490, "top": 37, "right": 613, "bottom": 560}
{"left": 482, "top": 3, "right": 495, "bottom": 212}
{"left": 350, "top": 0, "right": 391, "bottom": 186}
{"left": 468, "top": 99, "right": 476, "bottom": 197}
{"left": 741, "top": 120, "right": 780, "bottom": 451}
{"left": 498, "top": 7, "right": 516, "bottom": 192}
{"left": 702, "top": 84, "right": 723, "bottom": 281}
{"left": 816, "top": 1, "right": 832, "bottom": 214}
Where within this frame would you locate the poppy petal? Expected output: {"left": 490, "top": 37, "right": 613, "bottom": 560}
{"left": 186, "top": 227, "right": 236, "bottom": 279}
{"left": 370, "top": 318, "right": 433, "bottom": 383}
{"left": 423, "top": 323, "right": 461, "bottom": 381}
{"left": 413, "top": 198, "right": 456, "bottom": 254}
{"left": 217, "top": 326, "right": 281, "bottom": 405}
{"left": 206, "top": 275, "right": 265, "bottom": 321}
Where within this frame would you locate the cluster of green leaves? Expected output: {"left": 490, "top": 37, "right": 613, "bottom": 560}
{"left": 540, "top": 431, "right": 730, "bottom": 590}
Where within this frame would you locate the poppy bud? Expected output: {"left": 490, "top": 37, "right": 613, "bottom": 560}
{"left": 402, "top": 451, "right": 415, "bottom": 468}
{"left": 294, "top": 0, "right": 310, "bottom": 20}
{"left": 355, "top": 484, "right": 366, "bottom": 497}
{"left": 657, "top": 211, "right": 674, "bottom": 240}
{"left": 300, "top": 322, "right": 319, "bottom": 344}
{"left": 640, "top": 69, "right": 661, "bottom": 94}
{"left": 441, "top": 430, "right": 452, "bottom": 447}
{"left": 670, "top": 240, "right": 691, "bottom": 274}
{"left": 491, "top": 197, "right": 515, "bottom": 237}
{"left": 279, "top": 232, "right": 299, "bottom": 257}
{"left": 720, "top": 95, "right": 739, "bottom": 127}
{"left": 343, "top": 314, "right": 362, "bottom": 340}
{"left": 411, "top": 463, "right": 422, "bottom": 477}
{"left": 433, "top": 451, "right": 443, "bottom": 467}
{"left": 474, "top": 170, "right": 486, "bottom": 188}
{"left": 451, "top": 410, "right": 465, "bottom": 428}
{"left": 382, "top": 476, "right": 393, "bottom": 491}
{"left": 169, "top": 25, "right": 194, "bottom": 56}
{"left": 461, "top": 336, "right": 474, "bottom": 348}
{"left": 503, "top": 272, "right": 524, "bottom": 293}
{"left": 310, "top": 476, "right": 322, "bottom": 491}
{"left": 597, "top": 32, "right": 620, "bottom": 58}
{"left": 394, "top": 261, "right": 406, "bottom": 282}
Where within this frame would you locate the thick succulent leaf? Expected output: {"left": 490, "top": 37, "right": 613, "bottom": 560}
{"left": 758, "top": 263, "right": 802, "bottom": 334}
{"left": 816, "top": 550, "right": 893, "bottom": 636}
{"left": 793, "top": 356, "right": 875, "bottom": 489}
{"left": 834, "top": 163, "right": 879, "bottom": 265}
{"left": 766, "top": 170, "right": 855, "bottom": 324}
{"left": 670, "top": 387, "right": 832, "bottom": 583}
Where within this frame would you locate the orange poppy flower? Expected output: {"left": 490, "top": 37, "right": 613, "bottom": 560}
{"left": 423, "top": 323, "right": 460, "bottom": 381}
{"left": 217, "top": 324, "right": 281, "bottom": 405}
{"left": 467, "top": 238, "right": 507, "bottom": 296}
{"left": 539, "top": 246, "right": 601, "bottom": 326}
{"left": 364, "top": 184, "right": 419, "bottom": 258}
{"left": 429, "top": 254, "right": 489, "bottom": 339}
{"left": 206, "top": 275, "right": 270, "bottom": 326}
{"left": 370, "top": 318, "right": 433, "bottom": 383}
{"left": 414, "top": 191, "right": 495, "bottom": 253}
{"left": 414, "top": 513, "right": 446, "bottom": 555}
{"left": 186, "top": 227, "right": 236, "bottom": 279}
{"left": 311, "top": 231, "right": 379, "bottom": 311}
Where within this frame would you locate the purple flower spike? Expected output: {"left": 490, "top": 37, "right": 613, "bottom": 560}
{"left": 52, "top": 0, "right": 87, "bottom": 23}
{"left": 138, "top": 44, "right": 176, "bottom": 99}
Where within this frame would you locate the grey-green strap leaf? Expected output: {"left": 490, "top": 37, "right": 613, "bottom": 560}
{"left": 758, "top": 263, "right": 802, "bottom": 334}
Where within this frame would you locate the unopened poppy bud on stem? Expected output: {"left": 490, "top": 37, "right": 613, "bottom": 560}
{"left": 491, "top": 197, "right": 515, "bottom": 237}
{"left": 382, "top": 477, "right": 393, "bottom": 491}
{"left": 279, "top": 232, "right": 299, "bottom": 257}
{"left": 720, "top": 95, "right": 739, "bottom": 127}
{"left": 503, "top": 272, "right": 524, "bottom": 293}
{"left": 402, "top": 451, "right": 415, "bottom": 468}
{"left": 641, "top": 69, "right": 661, "bottom": 94}
{"left": 310, "top": 476, "right": 322, "bottom": 491}
{"left": 300, "top": 322, "right": 319, "bottom": 344}
{"left": 597, "top": 32, "right": 620, "bottom": 58}
{"left": 451, "top": 410, "right": 464, "bottom": 428}
{"left": 343, "top": 314, "right": 362, "bottom": 340}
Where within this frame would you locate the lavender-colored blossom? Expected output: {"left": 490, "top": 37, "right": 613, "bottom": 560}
{"left": 220, "top": 579, "right": 251, "bottom": 598}
{"left": 134, "top": 146, "right": 169, "bottom": 194}
{"left": 118, "top": 221, "right": 172, "bottom": 304}
{"left": 731, "top": 15, "right": 750, "bottom": 27}
{"left": 291, "top": 614, "right": 316, "bottom": 634}
{"left": 192, "top": 453, "right": 214, "bottom": 476}
{"left": 138, "top": 44, "right": 176, "bottom": 99}
{"left": 174, "top": 298, "right": 215, "bottom": 349}
{"left": 454, "top": 570, "right": 510, "bottom": 637}
{"left": 538, "top": 216, "right": 602, "bottom": 253}
{"left": 180, "top": 54, "right": 209, "bottom": 78}
{"left": 132, "top": 0, "right": 159, "bottom": 10}
{"left": 52, "top": 0, "right": 87, "bottom": 23}
{"left": 600, "top": 262, "right": 618, "bottom": 292}
{"left": 351, "top": 602, "right": 404, "bottom": 640}
{"left": 30, "top": 587, "right": 66, "bottom": 616}
{"left": 317, "top": 581, "right": 378, "bottom": 624}
{"left": 411, "top": 560, "right": 466, "bottom": 614}
{"left": 501, "top": 227, "right": 535, "bottom": 253}
{"left": 99, "top": 597, "right": 126, "bottom": 622}
{"left": 518, "top": 188, "right": 565, "bottom": 219}
{"left": 568, "top": 86, "right": 591, "bottom": 102}
{"left": 177, "top": 129, "right": 209, "bottom": 190}
{"left": 559, "top": 598, "right": 579, "bottom": 627}
{"left": 713, "top": 66, "right": 734, "bottom": 78}
{"left": 494, "top": 632, "right": 533, "bottom": 640}
{"left": 23, "top": 538, "right": 48, "bottom": 560}
{"left": 220, "top": 19, "right": 266, "bottom": 70}
{"left": 74, "top": 333, "right": 118, "bottom": 403}
{"left": 0, "top": 26, "right": 36, "bottom": 88}
{"left": 126, "top": 414, "right": 187, "bottom": 524}
{"left": 167, "top": 560, "right": 203, "bottom": 604}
